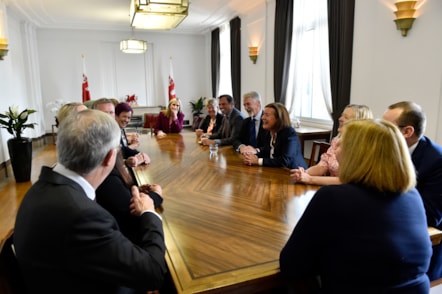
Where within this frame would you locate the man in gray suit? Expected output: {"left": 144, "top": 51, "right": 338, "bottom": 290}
{"left": 14, "top": 109, "right": 166, "bottom": 294}
{"left": 202, "top": 94, "right": 245, "bottom": 146}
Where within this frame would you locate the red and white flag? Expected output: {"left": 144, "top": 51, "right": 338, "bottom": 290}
{"left": 82, "top": 54, "right": 91, "bottom": 103}
{"left": 168, "top": 58, "right": 176, "bottom": 101}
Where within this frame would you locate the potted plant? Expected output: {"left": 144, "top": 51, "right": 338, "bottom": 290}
{"left": 0, "top": 106, "right": 37, "bottom": 182}
{"left": 189, "top": 97, "right": 206, "bottom": 130}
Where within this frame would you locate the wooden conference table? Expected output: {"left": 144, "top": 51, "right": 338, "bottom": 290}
{"left": 133, "top": 131, "right": 442, "bottom": 293}
{"left": 134, "top": 132, "right": 319, "bottom": 293}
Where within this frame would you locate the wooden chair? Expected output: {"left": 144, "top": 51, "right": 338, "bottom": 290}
{"left": 143, "top": 113, "right": 159, "bottom": 134}
{"left": 308, "top": 141, "right": 331, "bottom": 167}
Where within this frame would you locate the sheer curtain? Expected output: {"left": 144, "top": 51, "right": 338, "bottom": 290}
{"left": 285, "top": 0, "right": 332, "bottom": 121}
{"left": 218, "top": 23, "right": 233, "bottom": 97}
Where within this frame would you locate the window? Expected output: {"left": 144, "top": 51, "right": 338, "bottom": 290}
{"left": 285, "top": 0, "right": 332, "bottom": 125}
{"left": 218, "top": 23, "right": 233, "bottom": 97}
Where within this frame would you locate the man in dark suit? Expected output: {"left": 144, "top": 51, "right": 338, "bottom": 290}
{"left": 233, "top": 91, "right": 270, "bottom": 153}
{"left": 383, "top": 101, "right": 442, "bottom": 281}
{"left": 202, "top": 94, "right": 245, "bottom": 146}
{"left": 14, "top": 110, "right": 167, "bottom": 294}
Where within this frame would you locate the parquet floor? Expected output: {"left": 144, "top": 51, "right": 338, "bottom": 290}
{"left": 0, "top": 143, "right": 57, "bottom": 249}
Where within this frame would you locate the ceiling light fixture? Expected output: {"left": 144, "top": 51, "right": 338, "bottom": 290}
{"left": 130, "top": 0, "right": 189, "bottom": 30}
{"left": 120, "top": 27, "right": 147, "bottom": 54}
{"left": 120, "top": 39, "right": 147, "bottom": 54}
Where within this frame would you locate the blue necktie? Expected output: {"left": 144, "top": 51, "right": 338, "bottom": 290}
{"left": 250, "top": 118, "right": 257, "bottom": 147}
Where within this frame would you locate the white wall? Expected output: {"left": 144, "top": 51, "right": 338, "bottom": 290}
{"left": 1, "top": 0, "right": 442, "bottom": 164}
{"left": 351, "top": 0, "right": 442, "bottom": 143}
{"left": 36, "top": 29, "right": 209, "bottom": 130}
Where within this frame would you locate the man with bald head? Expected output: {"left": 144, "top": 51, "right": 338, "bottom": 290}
{"left": 383, "top": 101, "right": 442, "bottom": 280}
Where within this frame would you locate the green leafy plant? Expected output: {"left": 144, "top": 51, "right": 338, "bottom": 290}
{"left": 189, "top": 97, "right": 206, "bottom": 116}
{"left": 0, "top": 106, "right": 37, "bottom": 139}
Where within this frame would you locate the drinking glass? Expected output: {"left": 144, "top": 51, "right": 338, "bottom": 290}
{"left": 209, "top": 144, "right": 218, "bottom": 155}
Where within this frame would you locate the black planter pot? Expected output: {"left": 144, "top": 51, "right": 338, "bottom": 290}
{"left": 7, "top": 137, "right": 32, "bottom": 182}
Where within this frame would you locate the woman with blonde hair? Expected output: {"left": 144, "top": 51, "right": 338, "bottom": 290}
{"left": 154, "top": 98, "right": 184, "bottom": 138}
{"left": 56, "top": 102, "right": 87, "bottom": 127}
{"left": 280, "top": 119, "right": 432, "bottom": 293}
{"left": 290, "top": 104, "right": 373, "bottom": 185}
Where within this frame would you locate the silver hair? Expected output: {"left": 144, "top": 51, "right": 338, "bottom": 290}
{"left": 57, "top": 109, "right": 120, "bottom": 175}
{"left": 243, "top": 91, "right": 261, "bottom": 102}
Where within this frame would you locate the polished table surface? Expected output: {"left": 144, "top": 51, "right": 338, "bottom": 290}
{"left": 134, "top": 131, "right": 320, "bottom": 293}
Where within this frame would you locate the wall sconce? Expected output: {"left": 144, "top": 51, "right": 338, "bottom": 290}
{"left": 130, "top": 0, "right": 189, "bottom": 30}
{"left": 249, "top": 46, "right": 258, "bottom": 64}
{"left": 0, "top": 38, "right": 7, "bottom": 60}
{"left": 393, "top": 1, "right": 417, "bottom": 37}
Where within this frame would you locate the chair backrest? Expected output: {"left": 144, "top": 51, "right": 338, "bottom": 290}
{"left": 0, "top": 232, "right": 27, "bottom": 294}
{"left": 143, "top": 113, "right": 159, "bottom": 133}
{"left": 309, "top": 141, "right": 331, "bottom": 167}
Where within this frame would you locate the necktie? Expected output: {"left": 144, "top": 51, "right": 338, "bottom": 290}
{"left": 222, "top": 115, "right": 230, "bottom": 138}
{"left": 250, "top": 118, "right": 257, "bottom": 147}
{"left": 121, "top": 129, "right": 128, "bottom": 147}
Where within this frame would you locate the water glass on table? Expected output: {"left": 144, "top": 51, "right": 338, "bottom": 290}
{"left": 209, "top": 143, "right": 218, "bottom": 157}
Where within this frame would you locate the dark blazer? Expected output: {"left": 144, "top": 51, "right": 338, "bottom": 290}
{"left": 209, "top": 108, "right": 245, "bottom": 146}
{"left": 14, "top": 167, "right": 167, "bottom": 294}
{"left": 232, "top": 116, "right": 270, "bottom": 150}
{"left": 280, "top": 184, "right": 431, "bottom": 293}
{"left": 198, "top": 113, "right": 223, "bottom": 134}
{"left": 412, "top": 136, "right": 442, "bottom": 280}
{"left": 96, "top": 167, "right": 163, "bottom": 246}
{"left": 258, "top": 126, "right": 307, "bottom": 169}
{"left": 412, "top": 136, "right": 442, "bottom": 229}
{"left": 121, "top": 128, "right": 139, "bottom": 159}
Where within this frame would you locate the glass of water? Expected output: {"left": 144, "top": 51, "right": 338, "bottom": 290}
{"left": 209, "top": 144, "right": 218, "bottom": 155}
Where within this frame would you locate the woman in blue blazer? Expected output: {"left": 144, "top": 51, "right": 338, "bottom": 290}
{"left": 243, "top": 102, "right": 306, "bottom": 169}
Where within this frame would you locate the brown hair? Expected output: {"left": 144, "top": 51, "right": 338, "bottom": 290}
{"left": 387, "top": 101, "right": 426, "bottom": 138}
{"left": 264, "top": 103, "right": 291, "bottom": 132}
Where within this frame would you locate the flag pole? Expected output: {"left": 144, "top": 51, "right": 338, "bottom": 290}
{"left": 168, "top": 57, "right": 176, "bottom": 101}
{"left": 82, "top": 54, "right": 91, "bottom": 103}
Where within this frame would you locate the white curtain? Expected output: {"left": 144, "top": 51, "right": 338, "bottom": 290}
{"left": 218, "top": 23, "right": 232, "bottom": 97}
{"left": 285, "top": 0, "right": 332, "bottom": 121}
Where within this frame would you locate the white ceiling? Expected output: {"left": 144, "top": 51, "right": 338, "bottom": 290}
{"left": 4, "top": 0, "right": 265, "bottom": 34}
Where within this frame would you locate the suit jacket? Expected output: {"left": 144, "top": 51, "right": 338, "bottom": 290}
{"left": 209, "top": 108, "right": 245, "bottom": 146}
{"left": 412, "top": 136, "right": 442, "bottom": 281}
{"left": 154, "top": 111, "right": 184, "bottom": 135}
{"left": 120, "top": 128, "right": 139, "bottom": 159}
{"left": 96, "top": 167, "right": 163, "bottom": 246}
{"left": 232, "top": 116, "right": 270, "bottom": 150}
{"left": 258, "top": 126, "right": 307, "bottom": 169}
{"left": 198, "top": 113, "right": 223, "bottom": 134}
{"left": 412, "top": 136, "right": 442, "bottom": 229}
{"left": 14, "top": 167, "right": 167, "bottom": 294}
{"left": 280, "top": 184, "right": 431, "bottom": 293}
